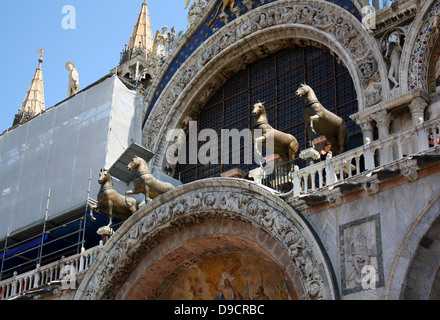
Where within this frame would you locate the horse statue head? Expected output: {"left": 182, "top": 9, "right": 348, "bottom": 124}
{"left": 252, "top": 101, "right": 266, "bottom": 117}
{"left": 127, "top": 156, "right": 151, "bottom": 174}
{"left": 294, "top": 83, "right": 312, "bottom": 98}
{"left": 98, "top": 169, "right": 112, "bottom": 185}
{"left": 126, "top": 156, "right": 174, "bottom": 204}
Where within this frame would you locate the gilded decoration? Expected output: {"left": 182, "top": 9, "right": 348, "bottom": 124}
{"left": 152, "top": 247, "right": 297, "bottom": 300}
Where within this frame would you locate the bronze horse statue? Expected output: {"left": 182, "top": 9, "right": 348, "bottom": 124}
{"left": 295, "top": 84, "right": 348, "bottom": 155}
{"left": 126, "top": 157, "right": 175, "bottom": 204}
{"left": 90, "top": 169, "right": 138, "bottom": 227}
{"left": 252, "top": 101, "right": 299, "bottom": 165}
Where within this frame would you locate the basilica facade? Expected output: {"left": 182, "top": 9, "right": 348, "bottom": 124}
{"left": 2, "top": 0, "right": 440, "bottom": 301}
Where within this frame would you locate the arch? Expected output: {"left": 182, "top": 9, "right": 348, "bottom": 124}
{"left": 384, "top": 189, "right": 440, "bottom": 299}
{"left": 143, "top": 0, "right": 386, "bottom": 173}
{"left": 404, "top": 0, "right": 440, "bottom": 92}
{"left": 403, "top": 216, "right": 440, "bottom": 299}
{"left": 74, "top": 178, "right": 339, "bottom": 300}
{"left": 121, "top": 221, "right": 303, "bottom": 300}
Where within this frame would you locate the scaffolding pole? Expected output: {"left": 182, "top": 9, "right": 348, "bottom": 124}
{"left": 38, "top": 188, "right": 51, "bottom": 266}
{"left": 0, "top": 228, "right": 10, "bottom": 281}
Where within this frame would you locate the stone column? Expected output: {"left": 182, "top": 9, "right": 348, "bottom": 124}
{"left": 371, "top": 109, "right": 393, "bottom": 165}
{"left": 356, "top": 116, "right": 374, "bottom": 145}
{"left": 408, "top": 97, "right": 428, "bottom": 126}
{"left": 409, "top": 97, "right": 429, "bottom": 152}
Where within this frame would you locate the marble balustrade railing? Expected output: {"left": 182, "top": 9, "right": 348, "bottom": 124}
{"left": 289, "top": 116, "right": 440, "bottom": 197}
{"left": 0, "top": 243, "right": 102, "bottom": 300}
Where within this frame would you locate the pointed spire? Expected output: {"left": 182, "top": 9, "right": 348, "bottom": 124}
{"left": 13, "top": 50, "right": 46, "bottom": 126}
{"left": 121, "top": 0, "right": 153, "bottom": 63}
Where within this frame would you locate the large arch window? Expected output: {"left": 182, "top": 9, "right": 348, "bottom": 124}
{"left": 176, "top": 46, "right": 361, "bottom": 184}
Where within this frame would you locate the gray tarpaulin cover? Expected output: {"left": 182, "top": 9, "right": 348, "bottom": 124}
{"left": 0, "top": 75, "right": 143, "bottom": 239}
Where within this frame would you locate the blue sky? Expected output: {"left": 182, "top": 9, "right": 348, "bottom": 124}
{"left": 0, "top": 0, "right": 189, "bottom": 133}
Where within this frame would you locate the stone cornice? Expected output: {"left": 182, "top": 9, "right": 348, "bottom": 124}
{"left": 372, "top": 0, "right": 419, "bottom": 37}
{"left": 350, "top": 88, "right": 429, "bottom": 122}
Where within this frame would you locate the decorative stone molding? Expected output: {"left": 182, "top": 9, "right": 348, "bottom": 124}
{"left": 328, "top": 195, "right": 343, "bottom": 207}
{"left": 407, "top": 0, "right": 440, "bottom": 92}
{"left": 371, "top": 109, "right": 393, "bottom": 133}
{"left": 408, "top": 96, "right": 428, "bottom": 126}
{"left": 339, "top": 214, "right": 385, "bottom": 296}
{"left": 372, "top": 0, "right": 418, "bottom": 37}
{"left": 403, "top": 167, "right": 419, "bottom": 182}
{"left": 350, "top": 88, "right": 429, "bottom": 130}
{"left": 364, "top": 181, "right": 380, "bottom": 195}
{"left": 143, "top": 0, "right": 386, "bottom": 170}
{"left": 74, "top": 179, "right": 339, "bottom": 300}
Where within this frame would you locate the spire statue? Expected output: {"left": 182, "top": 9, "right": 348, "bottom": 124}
{"left": 66, "top": 61, "right": 79, "bottom": 98}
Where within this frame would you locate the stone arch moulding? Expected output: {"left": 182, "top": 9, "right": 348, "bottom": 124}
{"left": 142, "top": 0, "right": 387, "bottom": 171}
{"left": 405, "top": 0, "right": 440, "bottom": 92}
{"left": 74, "top": 178, "right": 339, "bottom": 300}
{"left": 384, "top": 189, "right": 440, "bottom": 300}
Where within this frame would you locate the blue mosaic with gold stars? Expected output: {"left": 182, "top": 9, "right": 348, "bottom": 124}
{"left": 145, "top": 0, "right": 360, "bottom": 124}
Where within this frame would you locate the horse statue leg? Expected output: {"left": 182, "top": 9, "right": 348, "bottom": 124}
{"left": 288, "top": 142, "right": 298, "bottom": 171}
{"left": 125, "top": 188, "right": 138, "bottom": 207}
{"left": 254, "top": 135, "right": 266, "bottom": 167}
{"left": 107, "top": 201, "right": 113, "bottom": 227}
{"left": 306, "top": 119, "right": 317, "bottom": 148}
{"left": 89, "top": 204, "right": 98, "bottom": 222}
{"left": 144, "top": 185, "right": 151, "bottom": 204}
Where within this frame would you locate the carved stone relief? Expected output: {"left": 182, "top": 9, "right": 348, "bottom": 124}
{"left": 339, "top": 214, "right": 384, "bottom": 296}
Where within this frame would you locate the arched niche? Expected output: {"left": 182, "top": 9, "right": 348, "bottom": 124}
{"left": 74, "top": 178, "right": 339, "bottom": 300}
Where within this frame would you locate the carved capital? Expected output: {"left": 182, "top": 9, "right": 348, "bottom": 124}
{"left": 355, "top": 116, "right": 373, "bottom": 132}
{"left": 408, "top": 97, "right": 428, "bottom": 126}
{"left": 371, "top": 109, "right": 393, "bottom": 128}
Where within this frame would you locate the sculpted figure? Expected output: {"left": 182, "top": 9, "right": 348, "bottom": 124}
{"left": 348, "top": 228, "right": 373, "bottom": 285}
{"left": 153, "top": 26, "right": 169, "bottom": 58}
{"left": 187, "top": 0, "right": 206, "bottom": 27}
{"left": 66, "top": 61, "right": 79, "bottom": 98}
{"left": 252, "top": 101, "right": 299, "bottom": 166}
{"left": 385, "top": 31, "right": 402, "bottom": 89}
{"left": 90, "top": 169, "right": 138, "bottom": 227}
{"left": 126, "top": 156, "right": 175, "bottom": 204}
{"left": 295, "top": 84, "right": 348, "bottom": 155}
